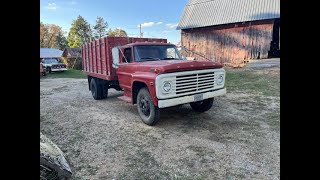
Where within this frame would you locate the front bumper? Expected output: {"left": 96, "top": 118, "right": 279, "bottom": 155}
{"left": 51, "top": 68, "right": 67, "bottom": 72}
{"left": 158, "top": 88, "right": 226, "bottom": 108}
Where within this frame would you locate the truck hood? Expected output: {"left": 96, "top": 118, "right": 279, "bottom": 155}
{"left": 135, "top": 60, "right": 223, "bottom": 73}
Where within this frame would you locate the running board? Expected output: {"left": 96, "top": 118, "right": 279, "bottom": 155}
{"left": 117, "top": 96, "right": 132, "bottom": 103}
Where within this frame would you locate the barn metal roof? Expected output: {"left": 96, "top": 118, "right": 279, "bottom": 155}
{"left": 40, "top": 48, "right": 63, "bottom": 58}
{"left": 177, "top": 0, "right": 280, "bottom": 30}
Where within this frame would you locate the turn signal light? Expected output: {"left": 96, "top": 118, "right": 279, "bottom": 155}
{"left": 150, "top": 68, "right": 160, "bottom": 74}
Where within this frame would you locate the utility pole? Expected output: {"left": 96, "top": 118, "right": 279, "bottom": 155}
{"left": 140, "top": 24, "right": 143, "bottom": 38}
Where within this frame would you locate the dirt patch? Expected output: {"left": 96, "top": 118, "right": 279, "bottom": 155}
{"left": 40, "top": 61, "right": 280, "bottom": 179}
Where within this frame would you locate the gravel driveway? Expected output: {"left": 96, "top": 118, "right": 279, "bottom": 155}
{"left": 40, "top": 59, "right": 280, "bottom": 179}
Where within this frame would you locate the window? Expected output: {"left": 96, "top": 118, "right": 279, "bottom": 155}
{"left": 44, "top": 58, "right": 59, "bottom": 64}
{"left": 166, "top": 47, "right": 178, "bottom": 59}
{"left": 123, "top": 48, "right": 132, "bottom": 63}
{"left": 134, "top": 45, "right": 182, "bottom": 62}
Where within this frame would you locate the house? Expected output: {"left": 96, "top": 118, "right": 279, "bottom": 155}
{"left": 177, "top": 0, "right": 280, "bottom": 65}
{"left": 62, "top": 48, "right": 82, "bottom": 70}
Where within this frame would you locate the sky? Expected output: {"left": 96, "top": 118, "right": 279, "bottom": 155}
{"left": 40, "top": 0, "right": 189, "bottom": 44}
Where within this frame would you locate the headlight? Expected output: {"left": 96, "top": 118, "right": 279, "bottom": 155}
{"left": 163, "top": 82, "right": 171, "bottom": 92}
{"left": 217, "top": 74, "right": 224, "bottom": 85}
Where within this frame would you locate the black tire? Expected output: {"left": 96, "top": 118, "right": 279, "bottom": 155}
{"left": 90, "top": 78, "right": 102, "bottom": 100}
{"left": 87, "top": 76, "right": 91, "bottom": 91}
{"left": 137, "top": 87, "right": 160, "bottom": 125}
{"left": 42, "top": 71, "right": 46, "bottom": 76}
{"left": 190, "top": 98, "right": 214, "bottom": 112}
{"left": 47, "top": 67, "right": 52, "bottom": 74}
{"left": 90, "top": 78, "right": 108, "bottom": 100}
{"left": 101, "top": 80, "right": 109, "bottom": 99}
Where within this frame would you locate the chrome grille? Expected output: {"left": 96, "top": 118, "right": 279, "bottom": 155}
{"left": 175, "top": 72, "right": 215, "bottom": 95}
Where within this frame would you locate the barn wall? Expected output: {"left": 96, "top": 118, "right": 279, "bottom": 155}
{"left": 181, "top": 19, "right": 274, "bottom": 64}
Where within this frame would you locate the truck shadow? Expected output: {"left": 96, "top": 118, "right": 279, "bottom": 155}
{"left": 107, "top": 98, "right": 254, "bottom": 144}
{"left": 153, "top": 105, "right": 250, "bottom": 144}
{"left": 106, "top": 92, "right": 251, "bottom": 143}
{"left": 101, "top": 91, "right": 123, "bottom": 102}
{"left": 156, "top": 104, "right": 219, "bottom": 128}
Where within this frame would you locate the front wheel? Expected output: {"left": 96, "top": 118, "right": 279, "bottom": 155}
{"left": 190, "top": 98, "right": 214, "bottom": 112}
{"left": 47, "top": 67, "right": 52, "bottom": 74}
{"left": 137, "top": 87, "right": 160, "bottom": 126}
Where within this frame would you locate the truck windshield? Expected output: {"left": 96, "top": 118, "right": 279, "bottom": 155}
{"left": 134, "top": 45, "right": 182, "bottom": 62}
{"left": 44, "top": 59, "right": 59, "bottom": 64}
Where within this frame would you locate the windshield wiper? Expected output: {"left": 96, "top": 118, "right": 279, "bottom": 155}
{"left": 160, "top": 57, "right": 176, "bottom": 60}
{"left": 140, "top": 57, "right": 160, "bottom": 60}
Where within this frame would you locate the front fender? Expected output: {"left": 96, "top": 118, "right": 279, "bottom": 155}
{"left": 132, "top": 72, "right": 158, "bottom": 106}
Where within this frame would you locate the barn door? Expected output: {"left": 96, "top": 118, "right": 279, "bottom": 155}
{"left": 269, "top": 18, "right": 280, "bottom": 57}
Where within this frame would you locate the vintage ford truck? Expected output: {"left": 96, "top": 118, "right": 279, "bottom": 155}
{"left": 82, "top": 37, "right": 226, "bottom": 125}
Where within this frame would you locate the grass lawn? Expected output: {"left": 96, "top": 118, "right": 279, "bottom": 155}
{"left": 225, "top": 69, "right": 280, "bottom": 97}
{"left": 41, "top": 69, "right": 86, "bottom": 79}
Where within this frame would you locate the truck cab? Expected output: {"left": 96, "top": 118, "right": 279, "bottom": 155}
{"left": 82, "top": 37, "right": 226, "bottom": 125}
{"left": 112, "top": 42, "right": 226, "bottom": 125}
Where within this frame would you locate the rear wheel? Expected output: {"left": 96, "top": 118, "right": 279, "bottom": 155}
{"left": 137, "top": 87, "right": 160, "bottom": 125}
{"left": 90, "top": 78, "right": 108, "bottom": 100}
{"left": 90, "top": 78, "right": 102, "bottom": 100}
{"left": 190, "top": 98, "right": 214, "bottom": 112}
{"left": 101, "top": 80, "right": 109, "bottom": 99}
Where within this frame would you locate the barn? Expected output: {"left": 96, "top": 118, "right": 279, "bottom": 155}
{"left": 177, "top": 0, "right": 280, "bottom": 65}
{"left": 62, "top": 48, "right": 82, "bottom": 70}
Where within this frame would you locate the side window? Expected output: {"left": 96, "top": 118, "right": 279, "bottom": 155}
{"left": 123, "top": 48, "right": 132, "bottom": 63}
{"left": 166, "top": 48, "right": 177, "bottom": 59}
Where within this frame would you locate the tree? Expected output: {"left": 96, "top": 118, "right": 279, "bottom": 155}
{"left": 56, "top": 32, "right": 68, "bottom": 50}
{"left": 67, "top": 27, "right": 82, "bottom": 48}
{"left": 67, "top": 15, "right": 92, "bottom": 48}
{"left": 40, "top": 22, "right": 48, "bottom": 47}
{"left": 40, "top": 22, "right": 66, "bottom": 49}
{"left": 108, "top": 28, "right": 128, "bottom": 37}
{"left": 93, "top": 17, "right": 108, "bottom": 39}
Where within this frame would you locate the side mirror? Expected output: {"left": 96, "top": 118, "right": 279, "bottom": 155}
{"left": 112, "top": 47, "right": 120, "bottom": 68}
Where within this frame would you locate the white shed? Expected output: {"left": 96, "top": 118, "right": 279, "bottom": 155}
{"left": 40, "top": 48, "right": 63, "bottom": 58}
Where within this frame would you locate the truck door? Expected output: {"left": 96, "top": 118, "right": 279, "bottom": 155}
{"left": 117, "top": 48, "right": 133, "bottom": 92}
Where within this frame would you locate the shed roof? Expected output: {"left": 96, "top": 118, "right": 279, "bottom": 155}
{"left": 62, "top": 48, "right": 81, "bottom": 58}
{"left": 40, "top": 48, "right": 63, "bottom": 58}
{"left": 177, "top": 0, "right": 280, "bottom": 30}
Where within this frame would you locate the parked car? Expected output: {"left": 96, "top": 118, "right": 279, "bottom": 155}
{"left": 41, "top": 58, "right": 67, "bottom": 73}
{"left": 40, "top": 63, "right": 46, "bottom": 76}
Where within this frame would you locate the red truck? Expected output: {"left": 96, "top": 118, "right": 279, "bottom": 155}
{"left": 82, "top": 37, "right": 226, "bottom": 125}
